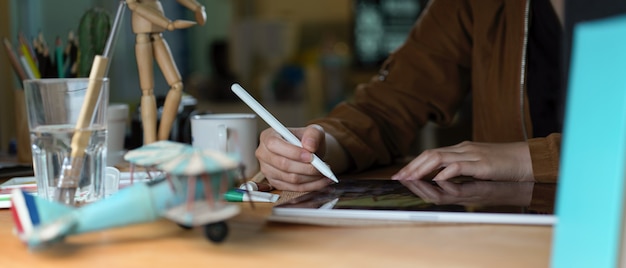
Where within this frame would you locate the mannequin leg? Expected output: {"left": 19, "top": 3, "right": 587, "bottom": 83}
{"left": 152, "top": 33, "right": 184, "bottom": 141}
{"left": 135, "top": 33, "right": 157, "bottom": 144}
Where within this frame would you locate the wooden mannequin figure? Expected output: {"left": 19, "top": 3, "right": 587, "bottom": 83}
{"left": 126, "top": 0, "right": 206, "bottom": 144}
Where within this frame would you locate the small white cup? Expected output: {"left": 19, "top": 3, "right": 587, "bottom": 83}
{"left": 104, "top": 166, "right": 121, "bottom": 197}
{"left": 106, "top": 103, "right": 129, "bottom": 166}
{"left": 190, "top": 113, "right": 258, "bottom": 178}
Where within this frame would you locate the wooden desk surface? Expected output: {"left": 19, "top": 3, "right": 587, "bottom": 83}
{"left": 0, "top": 201, "right": 552, "bottom": 267}
{"left": 0, "top": 164, "right": 553, "bottom": 267}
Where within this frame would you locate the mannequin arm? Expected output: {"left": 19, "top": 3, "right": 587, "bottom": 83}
{"left": 176, "top": 0, "right": 206, "bottom": 25}
{"left": 126, "top": 0, "right": 195, "bottom": 30}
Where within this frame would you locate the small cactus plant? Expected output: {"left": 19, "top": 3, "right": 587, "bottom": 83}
{"left": 77, "top": 7, "right": 111, "bottom": 77}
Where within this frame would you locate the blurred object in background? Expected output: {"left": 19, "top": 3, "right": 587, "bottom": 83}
{"left": 231, "top": 18, "right": 299, "bottom": 102}
{"left": 190, "top": 39, "right": 239, "bottom": 102}
{"left": 272, "top": 63, "right": 305, "bottom": 102}
{"left": 319, "top": 33, "right": 350, "bottom": 111}
{"left": 353, "top": 0, "right": 428, "bottom": 69}
{"left": 106, "top": 103, "right": 129, "bottom": 166}
{"left": 128, "top": 94, "right": 197, "bottom": 149}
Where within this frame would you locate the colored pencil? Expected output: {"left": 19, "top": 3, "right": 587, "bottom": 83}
{"left": 18, "top": 33, "right": 37, "bottom": 67}
{"left": 2, "top": 37, "right": 28, "bottom": 81}
{"left": 55, "top": 36, "right": 64, "bottom": 78}
{"left": 19, "top": 43, "right": 40, "bottom": 79}
{"left": 19, "top": 55, "right": 36, "bottom": 80}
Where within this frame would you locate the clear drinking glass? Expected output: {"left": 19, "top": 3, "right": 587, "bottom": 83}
{"left": 23, "top": 78, "right": 109, "bottom": 205}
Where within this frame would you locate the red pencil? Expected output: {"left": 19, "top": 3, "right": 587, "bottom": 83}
{"left": 2, "top": 37, "right": 28, "bottom": 81}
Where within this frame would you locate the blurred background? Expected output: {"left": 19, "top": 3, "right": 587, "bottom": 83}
{"left": 0, "top": 0, "right": 470, "bottom": 155}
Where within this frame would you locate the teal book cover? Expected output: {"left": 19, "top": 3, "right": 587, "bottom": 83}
{"left": 552, "top": 14, "right": 626, "bottom": 267}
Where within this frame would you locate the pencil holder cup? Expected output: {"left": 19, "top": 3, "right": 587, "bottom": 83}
{"left": 14, "top": 89, "right": 32, "bottom": 164}
{"left": 23, "top": 78, "right": 109, "bottom": 204}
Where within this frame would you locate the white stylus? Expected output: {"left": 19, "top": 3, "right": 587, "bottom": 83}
{"left": 231, "top": 83, "right": 339, "bottom": 183}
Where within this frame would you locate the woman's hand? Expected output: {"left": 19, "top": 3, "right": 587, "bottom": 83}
{"left": 255, "top": 125, "right": 332, "bottom": 191}
{"left": 392, "top": 141, "right": 534, "bottom": 182}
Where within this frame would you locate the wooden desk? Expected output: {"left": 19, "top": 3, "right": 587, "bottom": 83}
{"left": 0, "top": 164, "right": 553, "bottom": 267}
{"left": 0, "top": 201, "right": 552, "bottom": 267}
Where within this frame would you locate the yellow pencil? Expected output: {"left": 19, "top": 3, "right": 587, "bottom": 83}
{"left": 19, "top": 44, "right": 40, "bottom": 79}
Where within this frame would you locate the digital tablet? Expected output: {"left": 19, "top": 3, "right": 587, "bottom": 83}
{"left": 271, "top": 179, "right": 556, "bottom": 226}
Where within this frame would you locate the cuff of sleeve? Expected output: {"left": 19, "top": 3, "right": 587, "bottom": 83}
{"left": 527, "top": 133, "right": 561, "bottom": 183}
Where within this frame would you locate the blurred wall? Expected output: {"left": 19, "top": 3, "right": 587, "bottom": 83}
{"left": 0, "top": 1, "right": 13, "bottom": 153}
{"left": 0, "top": 0, "right": 351, "bottom": 151}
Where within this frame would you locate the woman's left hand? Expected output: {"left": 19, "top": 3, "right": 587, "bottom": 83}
{"left": 391, "top": 141, "right": 534, "bottom": 182}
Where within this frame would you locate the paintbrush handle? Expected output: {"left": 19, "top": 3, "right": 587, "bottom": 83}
{"left": 57, "top": 55, "right": 108, "bottom": 205}
{"left": 69, "top": 55, "right": 108, "bottom": 159}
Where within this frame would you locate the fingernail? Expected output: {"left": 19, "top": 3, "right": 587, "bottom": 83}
{"left": 300, "top": 152, "right": 312, "bottom": 162}
{"left": 302, "top": 137, "right": 315, "bottom": 149}
{"left": 391, "top": 172, "right": 404, "bottom": 180}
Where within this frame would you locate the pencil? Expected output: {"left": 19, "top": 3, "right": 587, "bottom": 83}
{"left": 19, "top": 43, "right": 40, "bottom": 79}
{"left": 18, "top": 33, "right": 37, "bottom": 67}
{"left": 55, "top": 36, "right": 64, "bottom": 78}
{"left": 2, "top": 38, "right": 28, "bottom": 81}
{"left": 18, "top": 54, "right": 36, "bottom": 80}
{"left": 38, "top": 32, "right": 56, "bottom": 78}
{"left": 32, "top": 36, "right": 46, "bottom": 78}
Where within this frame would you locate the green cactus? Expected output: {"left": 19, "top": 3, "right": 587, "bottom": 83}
{"left": 77, "top": 7, "right": 111, "bottom": 77}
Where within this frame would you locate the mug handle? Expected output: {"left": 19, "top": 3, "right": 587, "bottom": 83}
{"left": 218, "top": 124, "right": 228, "bottom": 152}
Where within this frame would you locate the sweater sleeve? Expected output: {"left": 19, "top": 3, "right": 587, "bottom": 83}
{"left": 527, "top": 133, "right": 561, "bottom": 182}
{"left": 309, "top": 0, "right": 473, "bottom": 172}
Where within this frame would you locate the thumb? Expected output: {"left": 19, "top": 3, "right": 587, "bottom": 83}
{"left": 297, "top": 125, "right": 325, "bottom": 155}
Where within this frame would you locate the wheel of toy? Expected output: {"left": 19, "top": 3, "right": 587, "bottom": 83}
{"left": 204, "top": 221, "right": 228, "bottom": 243}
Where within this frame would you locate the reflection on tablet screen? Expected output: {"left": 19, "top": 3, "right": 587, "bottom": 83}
{"left": 273, "top": 179, "right": 556, "bottom": 225}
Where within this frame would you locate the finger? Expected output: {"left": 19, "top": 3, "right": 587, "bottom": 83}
{"left": 265, "top": 169, "right": 332, "bottom": 192}
{"left": 434, "top": 180, "right": 463, "bottom": 196}
{"left": 393, "top": 151, "right": 449, "bottom": 180}
{"left": 270, "top": 178, "right": 332, "bottom": 192}
{"left": 294, "top": 125, "right": 325, "bottom": 153}
{"left": 432, "top": 161, "right": 484, "bottom": 181}
{"left": 259, "top": 161, "right": 323, "bottom": 185}
{"left": 413, "top": 179, "right": 443, "bottom": 201}
{"left": 257, "top": 138, "right": 320, "bottom": 176}
{"left": 399, "top": 180, "right": 439, "bottom": 201}
{"left": 261, "top": 129, "right": 312, "bottom": 162}
{"left": 394, "top": 151, "right": 477, "bottom": 180}
{"left": 399, "top": 180, "right": 430, "bottom": 199}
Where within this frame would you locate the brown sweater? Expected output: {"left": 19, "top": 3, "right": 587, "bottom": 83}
{"left": 310, "top": 0, "right": 560, "bottom": 183}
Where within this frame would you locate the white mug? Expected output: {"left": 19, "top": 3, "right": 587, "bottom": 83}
{"left": 107, "top": 103, "right": 129, "bottom": 166}
{"left": 190, "top": 113, "right": 258, "bottom": 178}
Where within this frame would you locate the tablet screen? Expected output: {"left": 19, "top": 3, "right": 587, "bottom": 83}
{"left": 272, "top": 179, "right": 556, "bottom": 225}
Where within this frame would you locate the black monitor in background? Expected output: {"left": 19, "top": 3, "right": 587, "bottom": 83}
{"left": 562, "top": 0, "right": 626, "bottom": 102}
{"left": 558, "top": 1, "right": 626, "bottom": 128}
{"left": 351, "top": 0, "right": 429, "bottom": 69}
